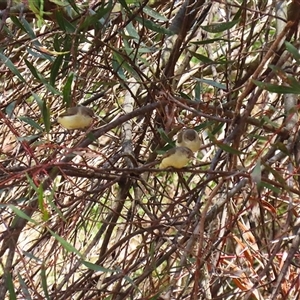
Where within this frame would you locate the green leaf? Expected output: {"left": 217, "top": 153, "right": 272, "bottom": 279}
{"left": 41, "top": 265, "right": 50, "bottom": 300}
{"left": 5, "top": 272, "right": 16, "bottom": 300}
{"left": 211, "top": 122, "right": 225, "bottom": 135}
{"left": 248, "top": 133, "right": 269, "bottom": 141}
{"left": 18, "top": 116, "right": 43, "bottom": 131}
{"left": 82, "top": 261, "right": 115, "bottom": 272}
{"left": 18, "top": 274, "right": 32, "bottom": 300}
{"left": 264, "top": 164, "right": 290, "bottom": 190}
{"left": 126, "top": 22, "right": 140, "bottom": 40}
{"left": 20, "top": 17, "right": 39, "bottom": 43}
{"left": 26, "top": 48, "right": 53, "bottom": 61}
{"left": 272, "top": 142, "right": 290, "bottom": 155}
{"left": 156, "top": 128, "right": 175, "bottom": 153}
{"left": 201, "top": 18, "right": 239, "bottom": 33}
{"left": 48, "top": 229, "right": 82, "bottom": 256}
{"left": 189, "top": 51, "right": 215, "bottom": 64}
{"left": 10, "top": 16, "right": 27, "bottom": 33}
{"left": 195, "top": 82, "right": 201, "bottom": 101}
{"left": 112, "top": 56, "right": 126, "bottom": 80}
{"left": 86, "top": 132, "right": 97, "bottom": 142}
{"left": 24, "top": 59, "right": 61, "bottom": 95}
{"left": 9, "top": 205, "right": 38, "bottom": 225}
{"left": 55, "top": 10, "right": 76, "bottom": 33}
{"left": 217, "top": 143, "right": 243, "bottom": 155}
{"left": 251, "top": 158, "right": 261, "bottom": 184}
{"left": 253, "top": 79, "right": 300, "bottom": 94}
{"left": 285, "top": 41, "right": 300, "bottom": 63}
{"left": 31, "top": 93, "right": 51, "bottom": 132}
{"left": 135, "top": 17, "right": 173, "bottom": 35}
{"left": 23, "top": 251, "right": 42, "bottom": 261}
{"left": 37, "top": 185, "right": 50, "bottom": 222}
{"left": 24, "top": 59, "right": 41, "bottom": 80}
{"left": 158, "top": 128, "right": 174, "bottom": 145}
{"left": 268, "top": 64, "right": 300, "bottom": 88}
{"left": 117, "top": 0, "right": 130, "bottom": 11}
{"left": 260, "top": 181, "right": 281, "bottom": 193}
{"left": 66, "top": 0, "right": 81, "bottom": 14}
{"left": 31, "top": 93, "right": 44, "bottom": 112}
{"left": 195, "top": 78, "right": 227, "bottom": 90}
{"left": 194, "top": 121, "right": 211, "bottom": 131}
{"left": 50, "top": 55, "right": 64, "bottom": 86}
{"left": 44, "top": 82, "right": 61, "bottom": 95}
{"left": 190, "top": 38, "right": 231, "bottom": 45}
{"left": 6, "top": 101, "right": 16, "bottom": 117}
{"left": 41, "top": 101, "right": 51, "bottom": 133}
{"left": 26, "top": 173, "right": 39, "bottom": 192}
{"left": 205, "top": 132, "right": 243, "bottom": 154}
{"left": 113, "top": 51, "right": 138, "bottom": 79}
{"left": 143, "top": 6, "right": 167, "bottom": 21}
{"left": 46, "top": 184, "right": 66, "bottom": 222}
{"left": 79, "top": 4, "right": 112, "bottom": 31}
{"left": 28, "top": 0, "right": 49, "bottom": 26}
{"left": 63, "top": 73, "right": 74, "bottom": 107}
{"left": 0, "top": 52, "right": 25, "bottom": 82}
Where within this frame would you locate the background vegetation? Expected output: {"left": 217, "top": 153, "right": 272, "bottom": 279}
{"left": 1, "top": 0, "right": 300, "bottom": 299}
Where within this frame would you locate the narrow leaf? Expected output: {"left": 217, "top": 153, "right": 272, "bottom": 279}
{"left": 41, "top": 265, "right": 50, "bottom": 300}
{"left": 135, "top": 17, "right": 173, "bottom": 35}
{"left": 201, "top": 19, "right": 239, "bottom": 33}
{"left": 18, "top": 274, "right": 32, "bottom": 300}
{"left": 0, "top": 52, "right": 25, "bottom": 82}
{"left": 63, "top": 73, "right": 74, "bottom": 107}
{"left": 50, "top": 55, "right": 64, "bottom": 86}
{"left": 143, "top": 6, "right": 167, "bottom": 21}
{"left": 9, "top": 205, "right": 38, "bottom": 225}
{"left": 195, "top": 78, "right": 227, "bottom": 90}
{"left": 253, "top": 79, "right": 300, "bottom": 94}
{"left": 251, "top": 158, "right": 261, "bottom": 184}
{"left": 5, "top": 272, "right": 17, "bottom": 300}
{"left": 82, "top": 261, "right": 114, "bottom": 272}
{"left": 48, "top": 229, "right": 82, "bottom": 256}
{"left": 18, "top": 116, "right": 43, "bottom": 131}
{"left": 285, "top": 41, "right": 300, "bottom": 63}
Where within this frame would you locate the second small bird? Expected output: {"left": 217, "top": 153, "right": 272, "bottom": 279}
{"left": 57, "top": 106, "right": 94, "bottom": 130}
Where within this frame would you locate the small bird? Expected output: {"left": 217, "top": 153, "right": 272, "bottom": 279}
{"left": 57, "top": 106, "right": 94, "bottom": 130}
{"left": 176, "top": 129, "right": 201, "bottom": 152}
{"left": 159, "top": 146, "right": 194, "bottom": 169}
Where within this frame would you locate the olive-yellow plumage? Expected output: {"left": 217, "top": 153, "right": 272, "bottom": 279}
{"left": 57, "top": 106, "right": 94, "bottom": 130}
{"left": 159, "top": 146, "right": 194, "bottom": 169}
